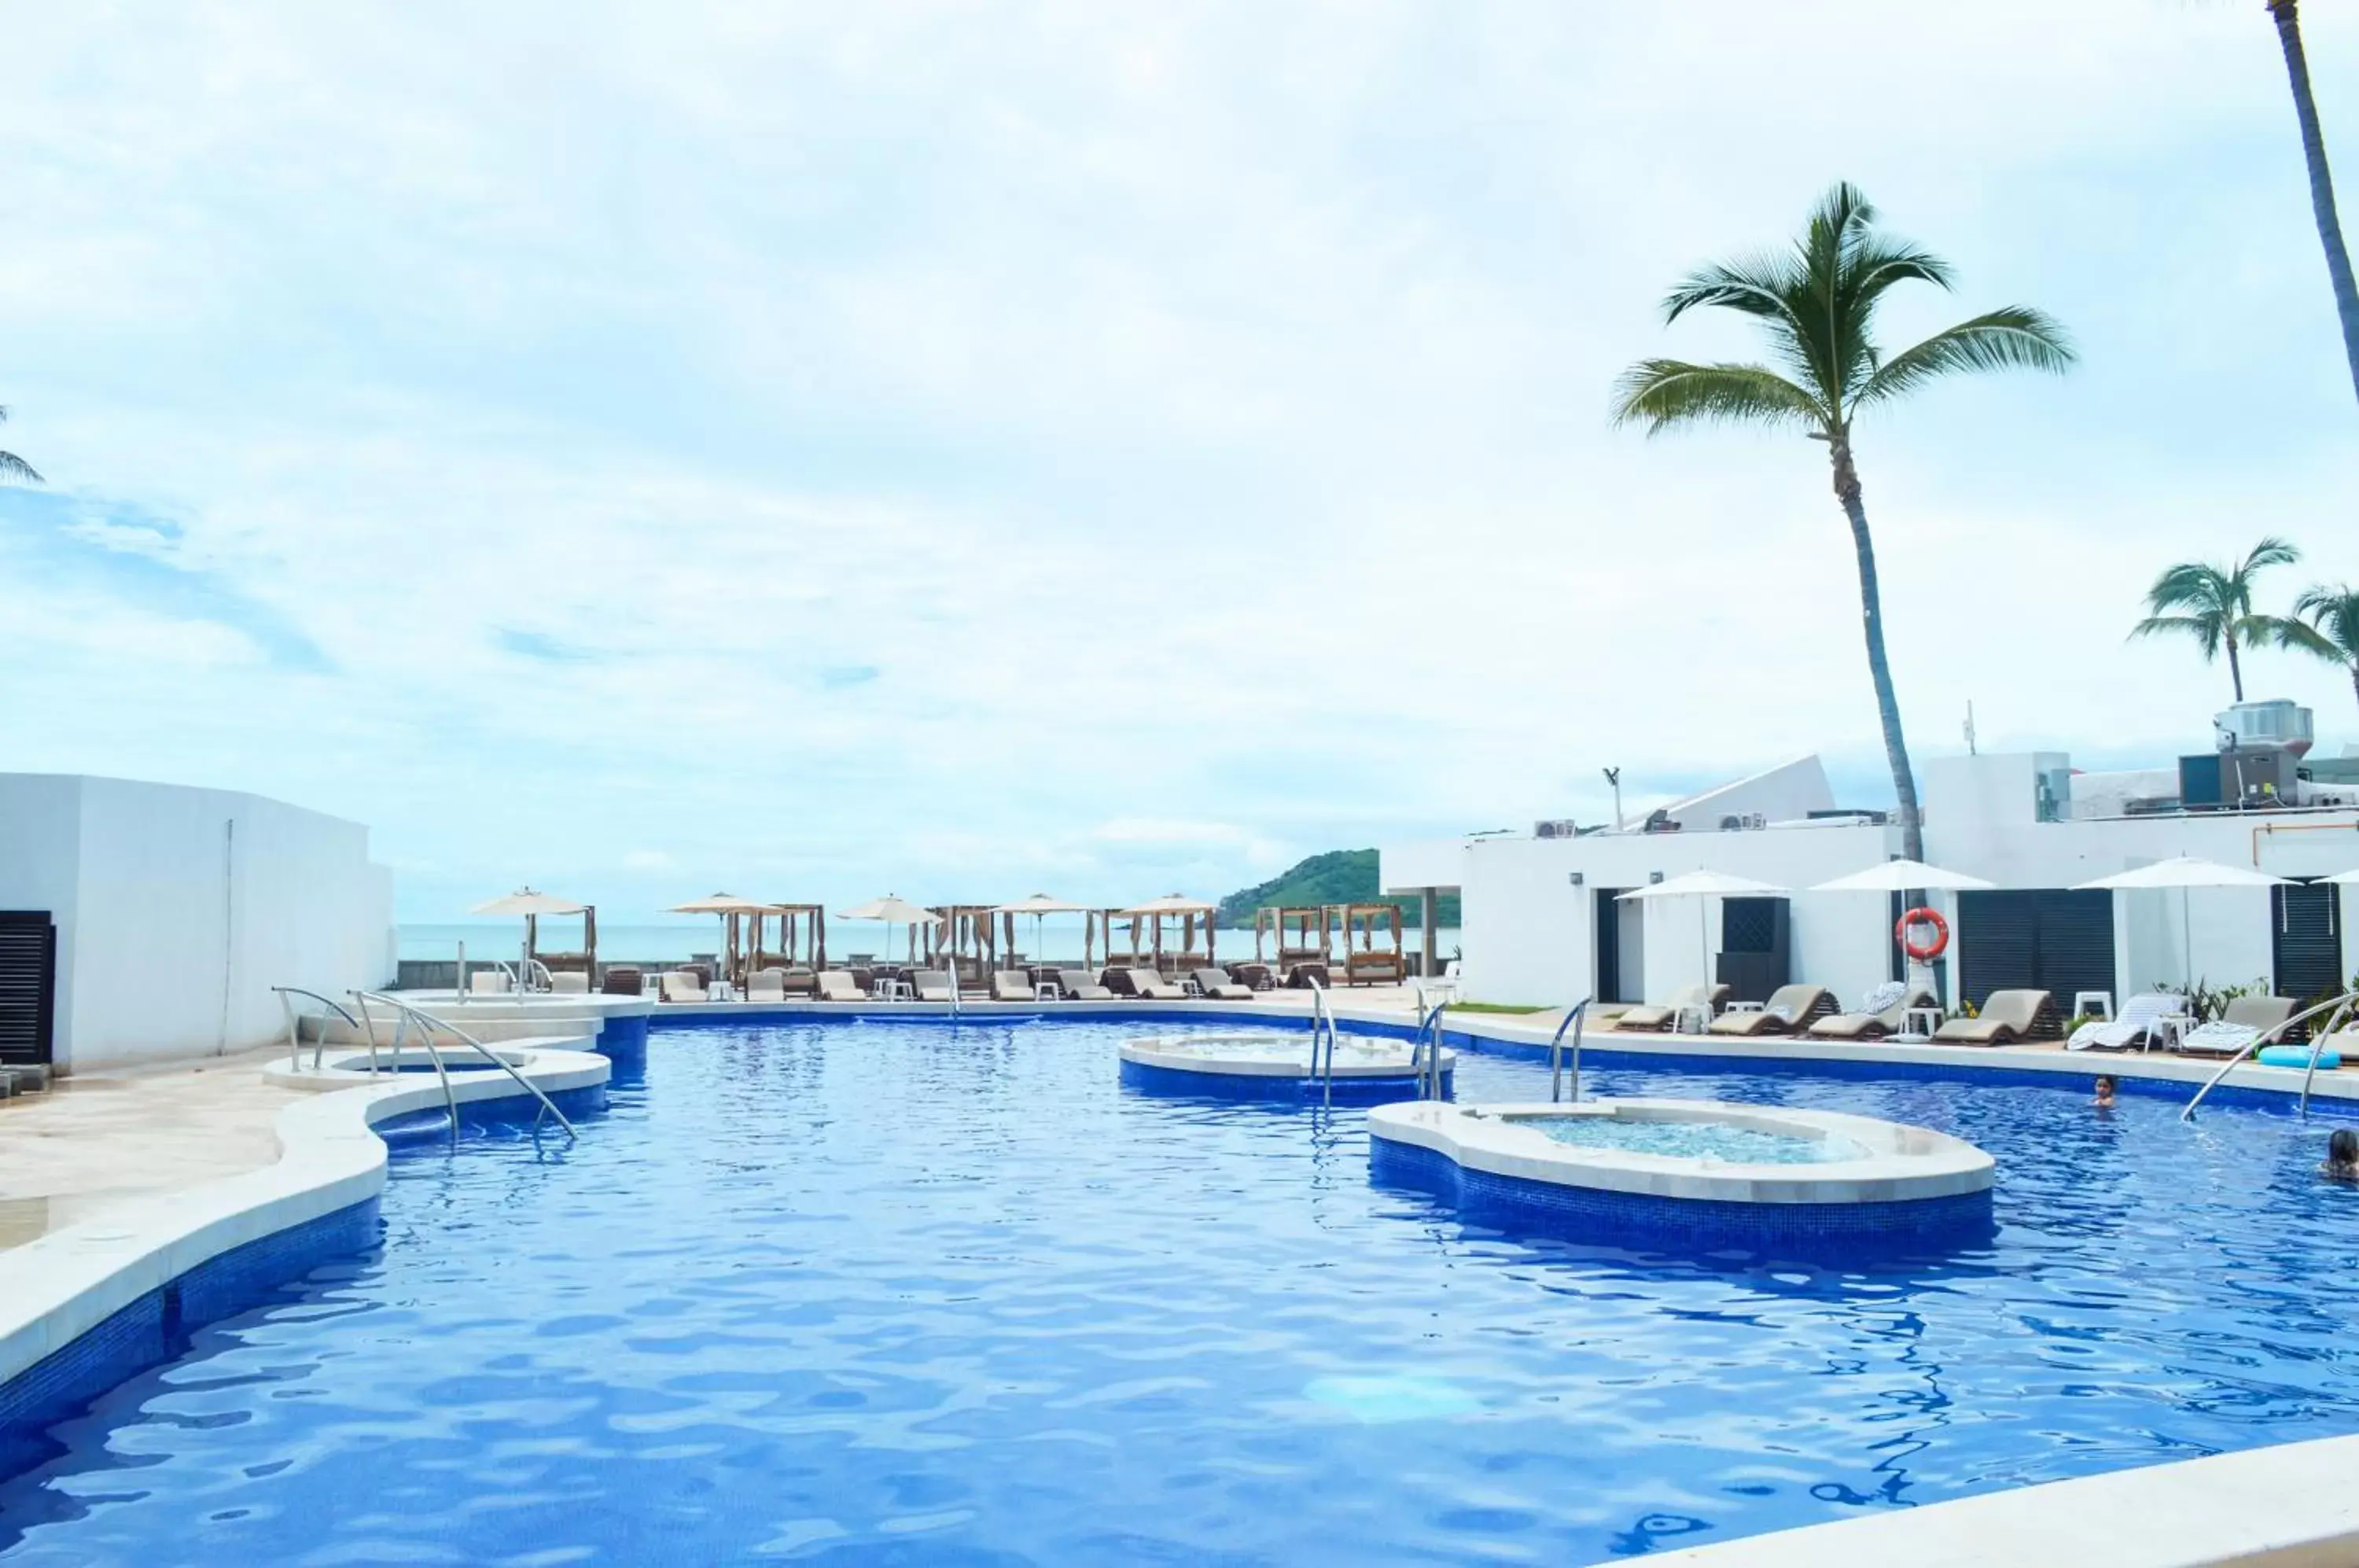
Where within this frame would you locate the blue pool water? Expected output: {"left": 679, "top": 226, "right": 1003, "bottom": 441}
{"left": 1521, "top": 1113, "right": 1864, "bottom": 1165}
{"left": 7, "top": 1020, "right": 2359, "bottom": 1563}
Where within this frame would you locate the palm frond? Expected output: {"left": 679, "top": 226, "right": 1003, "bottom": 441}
{"left": 0, "top": 450, "right": 45, "bottom": 485}
{"left": 1662, "top": 255, "right": 1803, "bottom": 328}
{"left": 2275, "top": 617, "right": 2345, "bottom": 660}
{"left": 2129, "top": 613, "right": 2225, "bottom": 657}
{"left": 2294, "top": 583, "right": 2359, "bottom": 658}
{"left": 1856, "top": 308, "right": 2077, "bottom": 406}
{"left": 1607, "top": 359, "right": 1828, "bottom": 434}
{"left": 2243, "top": 536, "right": 2302, "bottom": 572}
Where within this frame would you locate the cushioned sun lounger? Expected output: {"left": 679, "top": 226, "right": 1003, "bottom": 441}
{"left": 1057, "top": 969, "right": 1114, "bottom": 1000}
{"left": 2067, "top": 991, "right": 2179, "bottom": 1051}
{"left": 910, "top": 970, "right": 955, "bottom": 1003}
{"left": 1706, "top": 984, "right": 1831, "bottom": 1036}
{"left": 1932, "top": 988, "right": 2051, "bottom": 1045}
{"left": 747, "top": 968, "right": 789, "bottom": 1002}
{"left": 1191, "top": 968, "right": 1254, "bottom": 1000}
{"left": 1807, "top": 981, "right": 1930, "bottom": 1040}
{"left": 815, "top": 970, "right": 863, "bottom": 1002}
{"left": 1612, "top": 984, "right": 1728, "bottom": 1032}
{"left": 989, "top": 971, "right": 1036, "bottom": 1001}
{"left": 660, "top": 970, "right": 705, "bottom": 1004}
{"left": 2176, "top": 995, "right": 2301, "bottom": 1057}
{"left": 549, "top": 971, "right": 589, "bottom": 995}
{"left": 1128, "top": 968, "right": 1187, "bottom": 1000}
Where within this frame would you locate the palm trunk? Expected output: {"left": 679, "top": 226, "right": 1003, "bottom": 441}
{"left": 2227, "top": 635, "right": 2246, "bottom": 702}
{"left": 2269, "top": 1, "right": 2359, "bottom": 407}
{"left": 1827, "top": 432, "right": 1924, "bottom": 863}
{"left": 2349, "top": 661, "right": 2358, "bottom": 714}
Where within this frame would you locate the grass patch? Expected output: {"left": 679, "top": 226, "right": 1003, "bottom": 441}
{"left": 1444, "top": 1001, "right": 1551, "bottom": 1015}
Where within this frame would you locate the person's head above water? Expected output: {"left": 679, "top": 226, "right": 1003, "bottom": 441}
{"left": 2092, "top": 1075, "right": 2117, "bottom": 1104}
{"left": 2331, "top": 1128, "right": 2359, "bottom": 1168}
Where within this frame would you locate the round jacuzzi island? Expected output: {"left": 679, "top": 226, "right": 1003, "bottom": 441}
{"left": 1120, "top": 1032, "right": 1454, "bottom": 1103}
{"left": 1369, "top": 1098, "right": 1993, "bottom": 1252}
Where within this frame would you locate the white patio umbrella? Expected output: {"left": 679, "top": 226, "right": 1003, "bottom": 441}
{"left": 2319, "top": 867, "right": 2359, "bottom": 884}
{"left": 469, "top": 887, "right": 586, "bottom": 988}
{"left": 1617, "top": 871, "right": 1788, "bottom": 996}
{"left": 2072, "top": 857, "right": 2288, "bottom": 989}
{"left": 837, "top": 895, "right": 946, "bottom": 964}
{"left": 1809, "top": 859, "right": 1997, "bottom": 894}
{"left": 995, "top": 894, "right": 1087, "bottom": 970}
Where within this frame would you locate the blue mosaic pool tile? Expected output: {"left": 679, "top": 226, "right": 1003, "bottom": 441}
{"left": 1368, "top": 1136, "right": 1993, "bottom": 1258}
{"left": 0, "top": 1197, "right": 380, "bottom": 1483}
{"left": 1119, "top": 1058, "right": 1449, "bottom": 1106}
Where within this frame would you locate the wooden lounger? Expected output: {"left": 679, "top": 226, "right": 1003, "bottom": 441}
{"left": 815, "top": 970, "right": 863, "bottom": 1001}
{"left": 1612, "top": 984, "right": 1728, "bottom": 1032}
{"left": 1706, "top": 985, "right": 1832, "bottom": 1036}
{"left": 1808, "top": 985, "right": 1934, "bottom": 1040}
{"left": 1192, "top": 968, "right": 1253, "bottom": 1000}
{"left": 1933, "top": 988, "right": 2052, "bottom": 1045}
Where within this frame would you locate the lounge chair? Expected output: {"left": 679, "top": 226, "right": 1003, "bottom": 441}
{"left": 1128, "top": 967, "right": 1187, "bottom": 1000}
{"left": 659, "top": 970, "right": 705, "bottom": 1004}
{"left": 910, "top": 969, "right": 955, "bottom": 1002}
{"left": 778, "top": 966, "right": 818, "bottom": 996}
{"left": 601, "top": 966, "right": 642, "bottom": 996}
{"left": 1932, "top": 988, "right": 2052, "bottom": 1046}
{"left": 548, "top": 971, "right": 589, "bottom": 995}
{"left": 2176, "top": 994, "right": 2301, "bottom": 1058}
{"left": 1057, "top": 969, "right": 1114, "bottom": 1000}
{"left": 1191, "top": 967, "right": 1254, "bottom": 1000}
{"left": 815, "top": 970, "right": 863, "bottom": 1002}
{"left": 2067, "top": 991, "right": 2180, "bottom": 1052}
{"left": 469, "top": 970, "right": 510, "bottom": 996}
{"left": 989, "top": 971, "right": 1036, "bottom": 1001}
{"left": 748, "top": 968, "right": 789, "bottom": 1002}
{"left": 1611, "top": 984, "right": 1730, "bottom": 1032}
{"left": 1807, "top": 981, "right": 1931, "bottom": 1040}
{"left": 1706, "top": 984, "right": 1832, "bottom": 1036}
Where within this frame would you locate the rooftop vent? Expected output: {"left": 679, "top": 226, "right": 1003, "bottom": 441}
{"left": 2216, "top": 699, "right": 2314, "bottom": 758}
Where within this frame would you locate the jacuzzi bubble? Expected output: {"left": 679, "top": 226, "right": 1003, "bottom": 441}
{"left": 1521, "top": 1116, "right": 1866, "bottom": 1165}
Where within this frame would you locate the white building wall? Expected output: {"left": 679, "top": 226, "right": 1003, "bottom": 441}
{"left": 0, "top": 775, "right": 395, "bottom": 1071}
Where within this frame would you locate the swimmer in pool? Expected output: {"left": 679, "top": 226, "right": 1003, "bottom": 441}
{"left": 2322, "top": 1128, "right": 2359, "bottom": 1183}
{"left": 2091, "top": 1075, "right": 2116, "bottom": 1110}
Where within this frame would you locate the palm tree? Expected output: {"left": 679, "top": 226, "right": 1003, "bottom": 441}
{"left": 0, "top": 407, "right": 39, "bottom": 485}
{"left": 2277, "top": 581, "right": 2359, "bottom": 711}
{"left": 1610, "top": 182, "right": 2074, "bottom": 864}
{"left": 2265, "top": 2, "right": 2359, "bottom": 407}
{"left": 2129, "top": 537, "right": 2304, "bottom": 702}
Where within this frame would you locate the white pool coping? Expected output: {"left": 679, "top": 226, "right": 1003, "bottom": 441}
{"left": 0, "top": 1036, "right": 609, "bottom": 1392}
{"left": 1369, "top": 1097, "right": 1993, "bottom": 1204}
{"left": 1121, "top": 1032, "right": 1455, "bottom": 1080}
{"left": 1632, "top": 1431, "right": 2359, "bottom": 1567}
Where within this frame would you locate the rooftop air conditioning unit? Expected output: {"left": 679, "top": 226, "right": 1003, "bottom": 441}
{"left": 2216, "top": 699, "right": 2314, "bottom": 758}
{"left": 1533, "top": 819, "right": 1581, "bottom": 839}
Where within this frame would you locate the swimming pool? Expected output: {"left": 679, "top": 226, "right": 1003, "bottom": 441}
{"left": 6, "top": 1018, "right": 2359, "bottom": 1563}
{"left": 1521, "top": 1110, "right": 1865, "bottom": 1164}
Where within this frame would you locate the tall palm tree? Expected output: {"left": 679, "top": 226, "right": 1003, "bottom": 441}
{"left": 0, "top": 407, "right": 39, "bottom": 485}
{"left": 2266, "top": 2, "right": 2359, "bottom": 407}
{"left": 2129, "top": 537, "right": 2304, "bottom": 702}
{"left": 1610, "top": 182, "right": 2074, "bottom": 864}
{"left": 2277, "top": 581, "right": 2359, "bottom": 711}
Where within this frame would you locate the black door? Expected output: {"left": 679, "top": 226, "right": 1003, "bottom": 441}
{"left": 1595, "top": 888, "right": 1626, "bottom": 1003}
{"left": 2274, "top": 879, "right": 2343, "bottom": 1006}
{"left": 1954, "top": 889, "right": 2115, "bottom": 1010}
{"left": 0, "top": 911, "right": 57, "bottom": 1066}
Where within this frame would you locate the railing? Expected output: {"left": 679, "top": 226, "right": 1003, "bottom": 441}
{"left": 2181, "top": 987, "right": 2359, "bottom": 1122}
{"left": 351, "top": 990, "right": 580, "bottom": 1140}
{"left": 1305, "top": 972, "right": 1338, "bottom": 1107}
{"left": 1549, "top": 996, "right": 1594, "bottom": 1104}
{"left": 1408, "top": 987, "right": 1450, "bottom": 1100}
{"left": 271, "top": 985, "right": 369, "bottom": 1073}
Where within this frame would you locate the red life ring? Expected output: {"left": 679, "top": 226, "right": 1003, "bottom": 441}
{"left": 1897, "top": 907, "right": 1949, "bottom": 962}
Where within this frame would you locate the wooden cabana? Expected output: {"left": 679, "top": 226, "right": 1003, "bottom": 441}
{"left": 1253, "top": 905, "right": 1332, "bottom": 985}
{"left": 751, "top": 902, "right": 826, "bottom": 974}
{"left": 1335, "top": 902, "right": 1406, "bottom": 985}
{"left": 533, "top": 904, "right": 598, "bottom": 981}
{"left": 1120, "top": 895, "right": 1219, "bottom": 974}
{"left": 927, "top": 904, "right": 1003, "bottom": 983}
{"left": 1095, "top": 907, "right": 1145, "bottom": 968}
{"left": 670, "top": 894, "right": 778, "bottom": 989}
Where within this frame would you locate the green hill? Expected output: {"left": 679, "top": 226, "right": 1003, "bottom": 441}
{"left": 1216, "top": 848, "right": 1459, "bottom": 930}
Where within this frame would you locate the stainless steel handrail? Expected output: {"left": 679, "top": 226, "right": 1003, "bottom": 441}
{"left": 1305, "top": 973, "right": 1337, "bottom": 1106}
{"left": 353, "top": 989, "right": 579, "bottom": 1139}
{"left": 1408, "top": 991, "right": 1450, "bottom": 1100}
{"left": 1550, "top": 996, "right": 1594, "bottom": 1104}
{"left": 2181, "top": 987, "right": 2359, "bottom": 1121}
{"left": 270, "top": 985, "right": 367, "bottom": 1073}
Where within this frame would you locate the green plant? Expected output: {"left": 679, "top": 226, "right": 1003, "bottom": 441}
{"left": 2061, "top": 1011, "right": 2102, "bottom": 1038}
{"left": 1611, "top": 182, "right": 2074, "bottom": 864}
{"left": 2276, "top": 583, "right": 2359, "bottom": 713}
{"left": 2156, "top": 977, "right": 2267, "bottom": 1025}
{"left": 2129, "top": 538, "right": 2306, "bottom": 701}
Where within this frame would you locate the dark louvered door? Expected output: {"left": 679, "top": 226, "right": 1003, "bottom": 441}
{"left": 1956, "top": 890, "right": 2114, "bottom": 1010}
{"left": 2274, "top": 880, "right": 2342, "bottom": 1007}
{"left": 0, "top": 911, "right": 57, "bottom": 1066}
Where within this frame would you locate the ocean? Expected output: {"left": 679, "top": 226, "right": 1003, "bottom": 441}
{"left": 399, "top": 922, "right": 1465, "bottom": 966}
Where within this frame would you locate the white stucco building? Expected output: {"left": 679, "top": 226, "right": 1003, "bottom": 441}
{"left": 0, "top": 775, "right": 395, "bottom": 1073}
{"left": 1383, "top": 746, "right": 2359, "bottom": 1013}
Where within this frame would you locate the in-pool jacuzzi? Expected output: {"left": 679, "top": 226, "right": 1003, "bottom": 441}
{"left": 1367, "top": 1096, "right": 1993, "bottom": 1251}
{"left": 1119, "top": 1030, "right": 1452, "bottom": 1103}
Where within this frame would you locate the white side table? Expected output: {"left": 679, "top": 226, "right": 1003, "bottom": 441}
{"left": 1899, "top": 1006, "right": 1945, "bottom": 1042}
{"left": 2074, "top": 991, "right": 2115, "bottom": 1022}
{"left": 1674, "top": 1003, "right": 1714, "bottom": 1035}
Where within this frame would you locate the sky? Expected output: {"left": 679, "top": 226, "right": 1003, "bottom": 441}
{"left": 1, "top": 2, "right": 2355, "bottom": 922}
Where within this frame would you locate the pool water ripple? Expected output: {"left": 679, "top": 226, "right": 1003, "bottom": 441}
{"left": 6, "top": 1021, "right": 2359, "bottom": 1563}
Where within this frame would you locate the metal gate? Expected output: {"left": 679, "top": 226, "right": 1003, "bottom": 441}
{"left": 2273, "top": 879, "right": 2343, "bottom": 1006}
{"left": 1954, "top": 889, "right": 2115, "bottom": 1010}
{"left": 0, "top": 911, "right": 57, "bottom": 1066}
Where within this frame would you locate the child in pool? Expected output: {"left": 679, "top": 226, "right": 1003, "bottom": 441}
{"left": 2091, "top": 1075, "right": 2117, "bottom": 1109}
{"left": 2323, "top": 1128, "right": 2359, "bottom": 1182}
